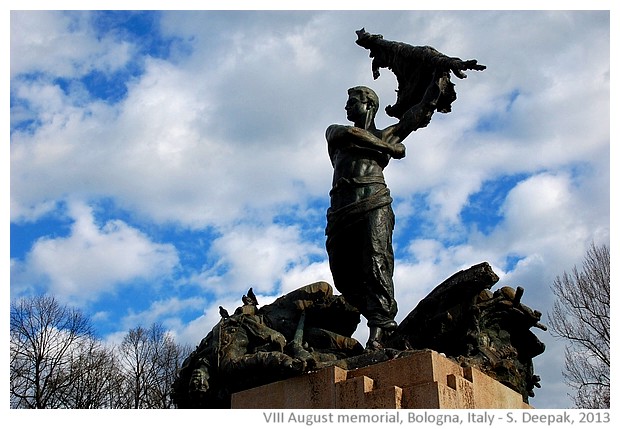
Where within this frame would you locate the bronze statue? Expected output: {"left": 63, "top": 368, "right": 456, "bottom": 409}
{"left": 326, "top": 29, "right": 485, "bottom": 349}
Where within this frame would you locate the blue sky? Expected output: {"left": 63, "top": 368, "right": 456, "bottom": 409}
{"left": 7, "top": 6, "right": 613, "bottom": 410}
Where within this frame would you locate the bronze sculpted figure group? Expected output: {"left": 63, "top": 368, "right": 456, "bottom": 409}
{"left": 172, "top": 29, "right": 547, "bottom": 409}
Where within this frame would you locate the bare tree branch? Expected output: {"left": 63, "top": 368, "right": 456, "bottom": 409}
{"left": 10, "top": 295, "right": 95, "bottom": 408}
{"left": 548, "top": 243, "right": 610, "bottom": 408}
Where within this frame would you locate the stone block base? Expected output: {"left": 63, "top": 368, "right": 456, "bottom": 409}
{"left": 231, "top": 350, "right": 532, "bottom": 409}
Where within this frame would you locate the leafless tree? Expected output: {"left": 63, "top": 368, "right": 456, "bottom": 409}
{"left": 117, "top": 325, "right": 152, "bottom": 408}
{"left": 116, "top": 323, "right": 189, "bottom": 408}
{"left": 10, "top": 295, "right": 95, "bottom": 408}
{"left": 549, "top": 242, "right": 610, "bottom": 408}
{"left": 145, "top": 324, "right": 191, "bottom": 408}
{"left": 10, "top": 295, "right": 190, "bottom": 409}
{"left": 59, "top": 338, "right": 124, "bottom": 408}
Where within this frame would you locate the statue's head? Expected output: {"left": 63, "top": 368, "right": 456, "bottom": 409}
{"left": 347, "top": 86, "right": 379, "bottom": 128}
{"left": 348, "top": 86, "right": 379, "bottom": 113}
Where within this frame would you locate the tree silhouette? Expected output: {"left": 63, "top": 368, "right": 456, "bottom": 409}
{"left": 10, "top": 295, "right": 95, "bottom": 408}
{"left": 549, "top": 243, "right": 610, "bottom": 408}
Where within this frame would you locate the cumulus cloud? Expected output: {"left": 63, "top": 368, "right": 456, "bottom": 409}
{"left": 10, "top": 11, "right": 133, "bottom": 78}
{"left": 12, "top": 202, "right": 179, "bottom": 304}
{"left": 187, "top": 222, "right": 325, "bottom": 297}
{"left": 10, "top": 39, "right": 333, "bottom": 227}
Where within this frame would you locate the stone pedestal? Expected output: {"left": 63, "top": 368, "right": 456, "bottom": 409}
{"left": 231, "top": 350, "right": 532, "bottom": 409}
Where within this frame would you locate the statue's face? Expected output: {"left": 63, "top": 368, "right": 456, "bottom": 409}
{"left": 345, "top": 94, "right": 369, "bottom": 124}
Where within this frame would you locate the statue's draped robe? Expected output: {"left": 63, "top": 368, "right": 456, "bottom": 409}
{"left": 326, "top": 174, "right": 398, "bottom": 329}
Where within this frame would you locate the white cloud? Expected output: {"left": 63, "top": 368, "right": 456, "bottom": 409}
{"left": 501, "top": 174, "right": 583, "bottom": 240}
{"left": 188, "top": 223, "right": 324, "bottom": 297}
{"left": 279, "top": 260, "right": 333, "bottom": 295}
{"left": 11, "top": 46, "right": 334, "bottom": 227}
{"left": 10, "top": 11, "right": 133, "bottom": 79}
{"left": 13, "top": 202, "right": 179, "bottom": 304}
{"left": 119, "top": 296, "right": 206, "bottom": 333}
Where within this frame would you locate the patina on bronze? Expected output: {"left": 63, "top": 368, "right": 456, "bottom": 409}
{"left": 326, "top": 29, "right": 485, "bottom": 349}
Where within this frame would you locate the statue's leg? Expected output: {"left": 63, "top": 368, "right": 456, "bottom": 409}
{"left": 363, "top": 205, "right": 398, "bottom": 348}
{"left": 327, "top": 223, "right": 366, "bottom": 313}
